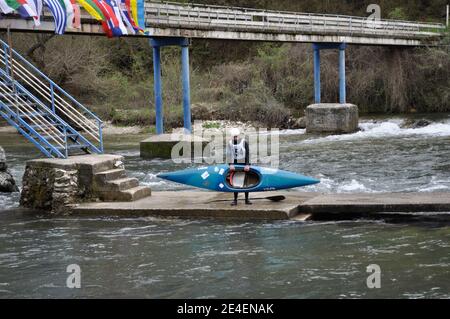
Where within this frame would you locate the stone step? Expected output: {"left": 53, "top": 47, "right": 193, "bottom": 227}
{"left": 103, "top": 177, "right": 139, "bottom": 191}
{"left": 94, "top": 169, "right": 127, "bottom": 184}
{"left": 99, "top": 186, "right": 152, "bottom": 202}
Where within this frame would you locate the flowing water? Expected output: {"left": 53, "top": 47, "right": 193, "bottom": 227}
{"left": 0, "top": 115, "right": 449, "bottom": 298}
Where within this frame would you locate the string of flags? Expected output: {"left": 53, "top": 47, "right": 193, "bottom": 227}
{"left": 0, "top": 0, "right": 145, "bottom": 37}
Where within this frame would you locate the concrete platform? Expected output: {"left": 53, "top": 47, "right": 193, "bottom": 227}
{"left": 26, "top": 154, "right": 124, "bottom": 173}
{"left": 72, "top": 191, "right": 450, "bottom": 221}
{"left": 300, "top": 193, "right": 450, "bottom": 220}
{"left": 73, "top": 191, "right": 316, "bottom": 220}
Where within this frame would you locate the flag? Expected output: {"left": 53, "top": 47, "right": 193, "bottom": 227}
{"left": 7, "top": 0, "right": 40, "bottom": 26}
{"left": 130, "top": 0, "right": 138, "bottom": 28}
{"left": 118, "top": 0, "right": 141, "bottom": 34}
{"left": 44, "top": 0, "right": 67, "bottom": 34}
{"left": 0, "top": 0, "right": 20, "bottom": 14}
{"left": 0, "top": 0, "right": 41, "bottom": 24}
{"left": 62, "top": 0, "right": 74, "bottom": 28}
{"left": 129, "top": 0, "right": 144, "bottom": 30}
{"left": 28, "top": 0, "right": 43, "bottom": 26}
{"left": 90, "top": 0, "right": 113, "bottom": 37}
{"left": 16, "top": 0, "right": 37, "bottom": 18}
{"left": 92, "top": 0, "right": 127, "bottom": 37}
{"left": 71, "top": 0, "right": 80, "bottom": 28}
{"left": 104, "top": 0, "right": 127, "bottom": 35}
{"left": 77, "top": 0, "right": 104, "bottom": 21}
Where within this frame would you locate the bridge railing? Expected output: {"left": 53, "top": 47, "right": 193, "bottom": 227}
{"left": 145, "top": 1, "right": 445, "bottom": 38}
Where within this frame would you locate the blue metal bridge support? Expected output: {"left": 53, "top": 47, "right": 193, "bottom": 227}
{"left": 181, "top": 44, "right": 192, "bottom": 134}
{"left": 150, "top": 37, "right": 192, "bottom": 135}
{"left": 312, "top": 43, "right": 347, "bottom": 104}
{"left": 152, "top": 45, "right": 163, "bottom": 135}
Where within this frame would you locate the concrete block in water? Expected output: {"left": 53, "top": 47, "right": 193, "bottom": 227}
{"left": 306, "top": 103, "right": 359, "bottom": 134}
{"left": 19, "top": 155, "right": 151, "bottom": 214}
{"left": 140, "top": 134, "right": 209, "bottom": 159}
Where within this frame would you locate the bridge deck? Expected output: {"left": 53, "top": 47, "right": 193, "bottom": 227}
{"left": 0, "top": 1, "right": 446, "bottom": 46}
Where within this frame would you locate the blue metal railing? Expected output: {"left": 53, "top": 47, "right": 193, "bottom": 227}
{"left": 0, "top": 39, "right": 104, "bottom": 157}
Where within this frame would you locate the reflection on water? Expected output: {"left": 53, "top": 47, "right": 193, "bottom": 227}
{"left": 0, "top": 116, "right": 449, "bottom": 298}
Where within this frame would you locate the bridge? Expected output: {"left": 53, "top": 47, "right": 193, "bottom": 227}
{"left": 0, "top": 1, "right": 448, "bottom": 146}
{"left": 0, "top": 1, "right": 446, "bottom": 46}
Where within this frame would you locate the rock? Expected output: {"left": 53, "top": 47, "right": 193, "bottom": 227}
{"left": 291, "top": 117, "right": 306, "bottom": 129}
{"left": 402, "top": 119, "right": 432, "bottom": 129}
{"left": 306, "top": 104, "right": 359, "bottom": 134}
{"left": 0, "top": 146, "right": 19, "bottom": 193}
{"left": 0, "top": 146, "right": 6, "bottom": 171}
{"left": 0, "top": 171, "right": 19, "bottom": 192}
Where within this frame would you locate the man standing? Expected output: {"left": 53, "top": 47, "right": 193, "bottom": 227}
{"left": 227, "top": 128, "right": 252, "bottom": 206}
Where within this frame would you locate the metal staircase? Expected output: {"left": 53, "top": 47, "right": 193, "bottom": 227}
{"left": 0, "top": 39, "right": 103, "bottom": 158}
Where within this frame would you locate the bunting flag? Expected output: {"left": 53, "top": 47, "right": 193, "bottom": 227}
{"left": 0, "top": 0, "right": 20, "bottom": 14}
{"left": 44, "top": 0, "right": 67, "bottom": 34}
{"left": 90, "top": 0, "right": 113, "bottom": 37}
{"left": 71, "top": 0, "right": 80, "bottom": 28}
{"left": 62, "top": 0, "right": 74, "bottom": 28}
{"left": 93, "top": 0, "right": 126, "bottom": 36}
{"left": 77, "top": 0, "right": 104, "bottom": 21}
{"left": 28, "top": 0, "right": 43, "bottom": 26}
{"left": 0, "top": 0, "right": 40, "bottom": 26}
{"left": 16, "top": 0, "right": 38, "bottom": 19}
{"left": 0, "top": 0, "right": 141, "bottom": 36}
{"left": 129, "top": 0, "right": 138, "bottom": 28}
{"left": 119, "top": 0, "right": 141, "bottom": 34}
{"left": 103, "top": 0, "right": 127, "bottom": 36}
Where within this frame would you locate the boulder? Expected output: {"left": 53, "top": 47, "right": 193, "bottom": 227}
{"left": 296, "top": 117, "right": 307, "bottom": 129}
{"left": 402, "top": 119, "right": 432, "bottom": 129}
{"left": 0, "top": 146, "right": 19, "bottom": 193}
{"left": 0, "top": 146, "right": 6, "bottom": 171}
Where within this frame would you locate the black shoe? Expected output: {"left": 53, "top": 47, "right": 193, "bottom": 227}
{"left": 231, "top": 200, "right": 238, "bottom": 206}
{"left": 245, "top": 200, "right": 252, "bottom": 205}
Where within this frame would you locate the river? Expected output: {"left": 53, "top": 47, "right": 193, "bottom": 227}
{"left": 0, "top": 115, "right": 449, "bottom": 298}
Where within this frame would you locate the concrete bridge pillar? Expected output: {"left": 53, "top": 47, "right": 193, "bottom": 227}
{"left": 150, "top": 37, "right": 192, "bottom": 135}
{"left": 308, "top": 43, "right": 358, "bottom": 134}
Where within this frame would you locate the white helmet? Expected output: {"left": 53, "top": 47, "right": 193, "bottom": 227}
{"left": 230, "top": 128, "right": 241, "bottom": 137}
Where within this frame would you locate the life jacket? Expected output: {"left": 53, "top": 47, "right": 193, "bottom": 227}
{"left": 229, "top": 139, "right": 246, "bottom": 161}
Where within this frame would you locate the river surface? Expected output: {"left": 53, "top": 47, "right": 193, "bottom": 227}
{"left": 0, "top": 115, "right": 449, "bottom": 298}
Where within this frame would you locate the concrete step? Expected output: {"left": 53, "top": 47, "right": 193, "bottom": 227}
{"left": 103, "top": 177, "right": 139, "bottom": 191}
{"left": 99, "top": 186, "right": 152, "bottom": 202}
{"left": 94, "top": 169, "right": 127, "bottom": 184}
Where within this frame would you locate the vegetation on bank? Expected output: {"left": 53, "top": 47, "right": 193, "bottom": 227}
{"left": 2, "top": 1, "right": 450, "bottom": 130}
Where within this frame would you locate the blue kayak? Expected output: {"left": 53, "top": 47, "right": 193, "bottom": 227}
{"left": 158, "top": 164, "right": 320, "bottom": 193}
